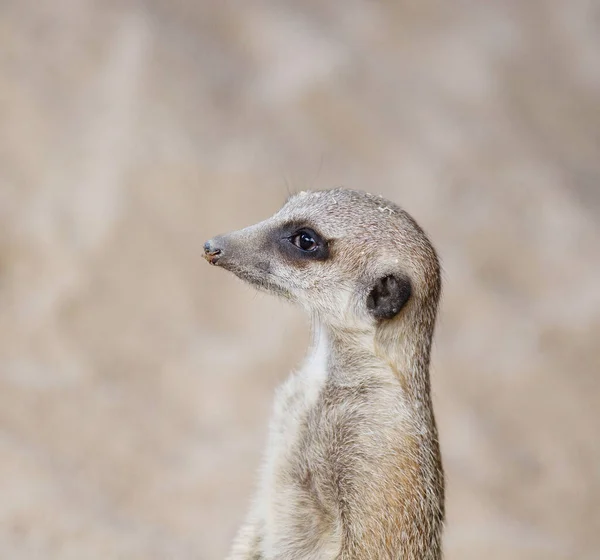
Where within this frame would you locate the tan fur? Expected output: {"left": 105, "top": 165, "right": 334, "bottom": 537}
{"left": 205, "top": 189, "right": 444, "bottom": 559}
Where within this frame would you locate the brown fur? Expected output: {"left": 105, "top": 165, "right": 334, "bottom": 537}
{"left": 205, "top": 189, "right": 444, "bottom": 559}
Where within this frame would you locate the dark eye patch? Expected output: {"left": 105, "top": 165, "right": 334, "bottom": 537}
{"left": 275, "top": 221, "right": 330, "bottom": 262}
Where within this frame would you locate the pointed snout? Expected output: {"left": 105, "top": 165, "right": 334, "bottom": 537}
{"left": 204, "top": 222, "right": 268, "bottom": 272}
{"left": 203, "top": 236, "right": 227, "bottom": 265}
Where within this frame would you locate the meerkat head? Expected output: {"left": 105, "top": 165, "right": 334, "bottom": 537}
{"left": 204, "top": 189, "right": 440, "bottom": 334}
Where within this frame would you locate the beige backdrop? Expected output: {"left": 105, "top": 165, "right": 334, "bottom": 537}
{"left": 1, "top": 1, "right": 599, "bottom": 559}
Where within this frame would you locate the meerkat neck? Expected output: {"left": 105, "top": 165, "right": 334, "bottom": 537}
{"left": 309, "top": 319, "right": 376, "bottom": 378}
{"left": 375, "top": 306, "right": 437, "bottom": 406}
{"left": 309, "top": 313, "right": 435, "bottom": 404}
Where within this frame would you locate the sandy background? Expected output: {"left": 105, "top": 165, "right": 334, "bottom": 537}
{"left": 1, "top": 1, "right": 599, "bottom": 558}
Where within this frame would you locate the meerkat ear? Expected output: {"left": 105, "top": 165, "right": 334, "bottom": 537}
{"left": 366, "top": 274, "right": 412, "bottom": 320}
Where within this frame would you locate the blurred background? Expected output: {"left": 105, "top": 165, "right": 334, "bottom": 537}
{"left": 1, "top": 1, "right": 599, "bottom": 559}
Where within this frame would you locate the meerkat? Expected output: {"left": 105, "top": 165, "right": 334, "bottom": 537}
{"left": 204, "top": 188, "right": 444, "bottom": 560}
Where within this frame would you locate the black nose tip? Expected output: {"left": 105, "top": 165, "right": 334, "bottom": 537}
{"left": 204, "top": 239, "right": 223, "bottom": 265}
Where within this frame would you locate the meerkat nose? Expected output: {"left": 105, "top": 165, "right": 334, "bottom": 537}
{"left": 203, "top": 239, "right": 224, "bottom": 265}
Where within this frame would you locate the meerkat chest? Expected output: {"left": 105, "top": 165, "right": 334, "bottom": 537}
{"left": 267, "top": 344, "right": 330, "bottom": 468}
{"left": 269, "top": 327, "right": 331, "bottom": 443}
{"left": 259, "top": 337, "right": 342, "bottom": 557}
{"left": 259, "top": 343, "right": 403, "bottom": 558}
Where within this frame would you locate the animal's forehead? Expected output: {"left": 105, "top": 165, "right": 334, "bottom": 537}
{"left": 284, "top": 189, "right": 390, "bottom": 211}
{"left": 276, "top": 189, "right": 404, "bottom": 236}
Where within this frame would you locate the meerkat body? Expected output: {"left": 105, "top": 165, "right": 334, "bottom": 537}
{"left": 205, "top": 189, "right": 444, "bottom": 559}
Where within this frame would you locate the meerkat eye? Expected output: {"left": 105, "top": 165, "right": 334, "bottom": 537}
{"left": 280, "top": 225, "right": 329, "bottom": 260}
{"left": 291, "top": 230, "right": 318, "bottom": 252}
